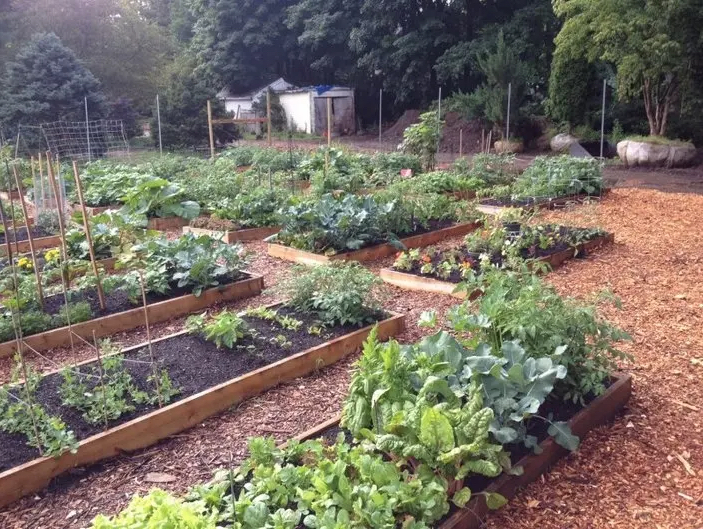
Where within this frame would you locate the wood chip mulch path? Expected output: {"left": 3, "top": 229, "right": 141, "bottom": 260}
{"left": 1, "top": 188, "right": 702, "bottom": 528}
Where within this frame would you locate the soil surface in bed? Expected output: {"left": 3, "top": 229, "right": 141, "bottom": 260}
{"left": 0, "top": 306, "right": 383, "bottom": 471}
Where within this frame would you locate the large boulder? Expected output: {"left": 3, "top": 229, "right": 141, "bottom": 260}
{"left": 550, "top": 133, "right": 578, "bottom": 152}
{"left": 616, "top": 140, "right": 696, "bottom": 168}
{"left": 494, "top": 139, "right": 524, "bottom": 154}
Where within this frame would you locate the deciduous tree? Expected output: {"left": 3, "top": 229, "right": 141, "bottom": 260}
{"left": 553, "top": 0, "right": 703, "bottom": 137}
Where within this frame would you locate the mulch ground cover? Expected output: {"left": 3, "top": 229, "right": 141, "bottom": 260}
{"left": 0, "top": 188, "right": 701, "bottom": 528}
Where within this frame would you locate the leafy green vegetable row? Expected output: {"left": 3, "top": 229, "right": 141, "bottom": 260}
{"left": 91, "top": 266, "right": 630, "bottom": 528}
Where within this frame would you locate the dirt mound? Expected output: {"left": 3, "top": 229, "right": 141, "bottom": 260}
{"left": 439, "top": 112, "right": 484, "bottom": 154}
{"left": 383, "top": 110, "right": 485, "bottom": 154}
{"left": 383, "top": 110, "right": 421, "bottom": 139}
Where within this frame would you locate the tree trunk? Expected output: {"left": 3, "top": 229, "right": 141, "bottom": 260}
{"left": 642, "top": 75, "right": 677, "bottom": 137}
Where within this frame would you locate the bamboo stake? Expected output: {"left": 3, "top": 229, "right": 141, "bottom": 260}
{"left": 92, "top": 331, "right": 110, "bottom": 428}
{"left": 46, "top": 153, "right": 77, "bottom": 356}
{"left": 71, "top": 161, "right": 105, "bottom": 311}
{"left": 37, "top": 152, "right": 45, "bottom": 210}
{"left": 46, "top": 154, "right": 69, "bottom": 265}
{"left": 266, "top": 90, "right": 272, "bottom": 146}
{"left": 326, "top": 97, "right": 332, "bottom": 147}
{"left": 138, "top": 271, "right": 162, "bottom": 407}
{"left": 0, "top": 198, "right": 43, "bottom": 454}
{"left": 207, "top": 100, "right": 215, "bottom": 160}
{"left": 31, "top": 156, "right": 44, "bottom": 212}
{"left": 3, "top": 163, "right": 20, "bottom": 256}
{"left": 11, "top": 165, "right": 44, "bottom": 310}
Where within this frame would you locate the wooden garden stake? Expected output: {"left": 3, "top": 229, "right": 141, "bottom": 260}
{"left": 46, "top": 154, "right": 71, "bottom": 274}
{"left": 46, "top": 154, "right": 78, "bottom": 355}
{"left": 138, "top": 271, "right": 162, "bottom": 407}
{"left": 12, "top": 165, "right": 44, "bottom": 309}
{"left": 4, "top": 162, "right": 20, "bottom": 256}
{"left": 0, "top": 199, "right": 44, "bottom": 454}
{"left": 37, "top": 152, "right": 45, "bottom": 209}
{"left": 266, "top": 90, "right": 272, "bottom": 146}
{"left": 207, "top": 100, "right": 215, "bottom": 160}
{"left": 326, "top": 97, "right": 332, "bottom": 148}
{"left": 71, "top": 161, "right": 106, "bottom": 311}
{"left": 229, "top": 453, "right": 237, "bottom": 526}
{"left": 459, "top": 128, "right": 463, "bottom": 158}
{"left": 92, "top": 331, "right": 110, "bottom": 428}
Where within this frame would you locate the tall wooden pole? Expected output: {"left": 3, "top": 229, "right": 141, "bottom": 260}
{"left": 37, "top": 152, "right": 44, "bottom": 210}
{"left": 71, "top": 161, "right": 105, "bottom": 311}
{"left": 207, "top": 100, "right": 215, "bottom": 160}
{"left": 326, "top": 97, "right": 332, "bottom": 148}
{"left": 46, "top": 154, "right": 76, "bottom": 354}
{"left": 12, "top": 166, "right": 44, "bottom": 309}
{"left": 46, "top": 154, "right": 70, "bottom": 271}
{"left": 3, "top": 163, "right": 19, "bottom": 256}
{"left": 266, "top": 90, "right": 272, "bottom": 146}
{"left": 0, "top": 197, "right": 43, "bottom": 453}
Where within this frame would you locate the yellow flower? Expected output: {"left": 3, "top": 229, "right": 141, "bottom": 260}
{"left": 17, "top": 257, "right": 33, "bottom": 271}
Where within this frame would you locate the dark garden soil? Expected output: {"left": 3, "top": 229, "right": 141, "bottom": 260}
{"left": 393, "top": 226, "right": 605, "bottom": 283}
{"left": 0, "top": 225, "right": 55, "bottom": 244}
{"left": 0, "top": 306, "right": 374, "bottom": 472}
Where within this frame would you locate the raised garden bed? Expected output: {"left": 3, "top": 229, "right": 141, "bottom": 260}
{"left": 183, "top": 224, "right": 280, "bottom": 243}
{"left": 0, "top": 190, "right": 24, "bottom": 201}
{"left": 0, "top": 274, "right": 264, "bottom": 358}
{"left": 380, "top": 230, "right": 614, "bottom": 298}
{"left": 77, "top": 205, "right": 189, "bottom": 231}
{"left": 268, "top": 221, "right": 480, "bottom": 265}
{"left": 292, "top": 372, "right": 632, "bottom": 529}
{"left": 0, "top": 308, "right": 405, "bottom": 508}
{"left": 146, "top": 216, "right": 189, "bottom": 231}
{"left": 79, "top": 205, "right": 115, "bottom": 216}
{"left": 0, "top": 231, "right": 62, "bottom": 255}
{"left": 477, "top": 190, "right": 610, "bottom": 215}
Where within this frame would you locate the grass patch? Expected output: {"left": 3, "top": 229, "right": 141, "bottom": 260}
{"left": 625, "top": 135, "right": 694, "bottom": 147}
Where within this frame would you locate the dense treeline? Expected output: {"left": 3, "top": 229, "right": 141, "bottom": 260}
{"left": 1, "top": 0, "right": 702, "bottom": 147}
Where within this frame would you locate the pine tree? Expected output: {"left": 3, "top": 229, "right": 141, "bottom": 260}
{"left": 0, "top": 33, "right": 106, "bottom": 130}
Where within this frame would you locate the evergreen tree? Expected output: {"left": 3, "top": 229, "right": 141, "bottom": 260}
{"left": 0, "top": 33, "right": 106, "bottom": 130}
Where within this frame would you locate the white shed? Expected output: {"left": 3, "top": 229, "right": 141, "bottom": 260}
{"left": 217, "top": 78, "right": 295, "bottom": 117}
{"left": 218, "top": 79, "right": 356, "bottom": 136}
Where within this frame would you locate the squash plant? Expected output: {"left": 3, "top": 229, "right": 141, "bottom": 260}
{"left": 120, "top": 177, "right": 200, "bottom": 220}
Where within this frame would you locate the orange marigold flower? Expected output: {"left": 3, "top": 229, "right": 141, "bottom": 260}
{"left": 421, "top": 255, "right": 432, "bottom": 263}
